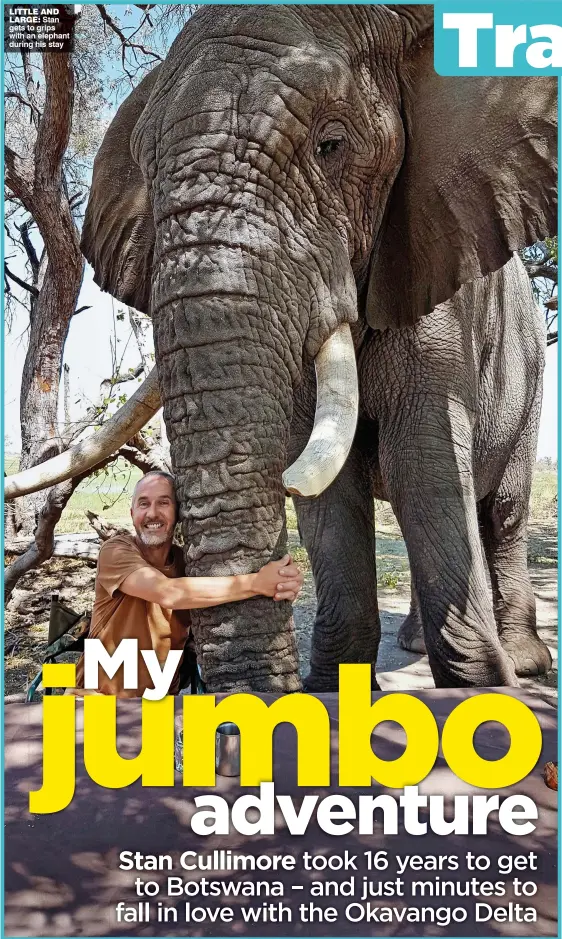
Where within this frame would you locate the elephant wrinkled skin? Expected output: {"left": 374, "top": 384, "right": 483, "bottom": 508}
{"left": 79, "top": 5, "right": 557, "bottom": 691}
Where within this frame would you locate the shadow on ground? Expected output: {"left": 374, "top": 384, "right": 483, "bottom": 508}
{"left": 5, "top": 519, "right": 558, "bottom": 701}
{"left": 293, "top": 519, "right": 558, "bottom": 701}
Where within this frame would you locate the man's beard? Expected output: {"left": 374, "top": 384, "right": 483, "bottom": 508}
{"left": 137, "top": 523, "right": 173, "bottom": 546}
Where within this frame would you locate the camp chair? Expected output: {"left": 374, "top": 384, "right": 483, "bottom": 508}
{"left": 26, "top": 594, "right": 90, "bottom": 701}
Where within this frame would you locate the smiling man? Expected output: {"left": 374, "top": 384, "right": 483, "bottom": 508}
{"left": 74, "top": 471, "right": 303, "bottom": 696}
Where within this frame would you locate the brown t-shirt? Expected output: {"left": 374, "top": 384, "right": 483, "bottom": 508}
{"left": 74, "top": 533, "right": 191, "bottom": 696}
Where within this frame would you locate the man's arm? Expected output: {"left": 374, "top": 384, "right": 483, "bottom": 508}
{"left": 119, "top": 554, "right": 303, "bottom": 609}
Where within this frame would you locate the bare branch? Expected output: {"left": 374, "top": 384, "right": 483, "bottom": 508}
{"left": 4, "top": 264, "right": 39, "bottom": 298}
{"left": 5, "top": 533, "right": 101, "bottom": 561}
{"left": 20, "top": 50, "right": 42, "bottom": 129}
{"left": 62, "top": 362, "right": 145, "bottom": 446}
{"left": 5, "top": 90, "right": 41, "bottom": 121}
{"left": 63, "top": 363, "right": 71, "bottom": 433}
{"left": 128, "top": 306, "right": 152, "bottom": 373}
{"left": 522, "top": 262, "right": 558, "bottom": 282}
{"left": 101, "top": 362, "right": 145, "bottom": 393}
{"left": 5, "top": 145, "right": 34, "bottom": 210}
{"left": 4, "top": 459, "right": 112, "bottom": 600}
{"left": 119, "top": 431, "right": 171, "bottom": 473}
{"left": 5, "top": 290, "right": 31, "bottom": 322}
{"left": 96, "top": 5, "right": 163, "bottom": 65}
{"left": 69, "top": 191, "right": 87, "bottom": 211}
{"left": 86, "top": 509, "right": 129, "bottom": 541}
{"left": 35, "top": 53, "right": 74, "bottom": 192}
{"left": 18, "top": 219, "right": 40, "bottom": 279}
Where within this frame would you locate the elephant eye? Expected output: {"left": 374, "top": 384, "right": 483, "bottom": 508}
{"left": 315, "top": 137, "right": 343, "bottom": 159}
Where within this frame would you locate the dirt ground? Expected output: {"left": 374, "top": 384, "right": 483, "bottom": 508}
{"left": 293, "top": 520, "right": 558, "bottom": 703}
{"left": 4, "top": 514, "right": 557, "bottom": 701}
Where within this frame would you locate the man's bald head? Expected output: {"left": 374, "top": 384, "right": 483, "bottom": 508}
{"left": 132, "top": 470, "right": 177, "bottom": 508}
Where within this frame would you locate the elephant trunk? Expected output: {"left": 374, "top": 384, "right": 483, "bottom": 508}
{"left": 174, "top": 379, "right": 299, "bottom": 692}
{"left": 152, "top": 233, "right": 304, "bottom": 690}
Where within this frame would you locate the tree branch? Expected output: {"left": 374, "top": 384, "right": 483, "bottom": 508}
{"left": 5, "top": 145, "right": 34, "bottom": 211}
{"left": 18, "top": 218, "right": 40, "bottom": 279}
{"left": 4, "top": 264, "right": 39, "bottom": 298}
{"left": 128, "top": 306, "right": 152, "bottom": 373}
{"left": 4, "top": 459, "right": 112, "bottom": 600}
{"left": 5, "top": 90, "right": 41, "bottom": 121}
{"left": 96, "top": 5, "right": 163, "bottom": 64}
{"left": 119, "top": 435, "right": 171, "bottom": 474}
{"left": 86, "top": 509, "right": 129, "bottom": 541}
{"left": 35, "top": 53, "right": 74, "bottom": 192}
{"left": 62, "top": 362, "right": 145, "bottom": 446}
{"left": 21, "top": 50, "right": 41, "bottom": 129}
{"left": 522, "top": 262, "right": 558, "bottom": 282}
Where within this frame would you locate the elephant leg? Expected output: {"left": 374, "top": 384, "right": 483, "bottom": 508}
{"left": 379, "top": 403, "right": 517, "bottom": 688}
{"left": 480, "top": 403, "right": 552, "bottom": 677}
{"left": 292, "top": 441, "right": 381, "bottom": 692}
{"left": 397, "top": 584, "right": 427, "bottom": 654}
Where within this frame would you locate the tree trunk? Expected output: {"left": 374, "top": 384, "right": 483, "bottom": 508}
{"left": 63, "top": 363, "right": 71, "bottom": 433}
{"left": 6, "top": 52, "right": 84, "bottom": 536}
{"left": 5, "top": 478, "right": 90, "bottom": 600}
{"left": 18, "top": 253, "right": 84, "bottom": 534}
{"left": 5, "top": 533, "right": 101, "bottom": 562}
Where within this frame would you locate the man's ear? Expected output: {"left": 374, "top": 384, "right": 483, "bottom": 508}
{"left": 366, "top": 10, "right": 557, "bottom": 329}
{"left": 81, "top": 66, "right": 161, "bottom": 314}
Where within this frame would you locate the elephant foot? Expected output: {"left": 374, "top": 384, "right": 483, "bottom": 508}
{"left": 304, "top": 669, "right": 381, "bottom": 693}
{"left": 397, "top": 613, "right": 427, "bottom": 654}
{"left": 500, "top": 630, "right": 552, "bottom": 677}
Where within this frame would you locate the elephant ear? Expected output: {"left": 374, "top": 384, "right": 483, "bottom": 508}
{"left": 81, "top": 66, "right": 161, "bottom": 315}
{"left": 366, "top": 10, "right": 557, "bottom": 330}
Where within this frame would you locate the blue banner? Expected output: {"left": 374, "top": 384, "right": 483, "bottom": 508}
{"left": 435, "top": 1, "right": 562, "bottom": 75}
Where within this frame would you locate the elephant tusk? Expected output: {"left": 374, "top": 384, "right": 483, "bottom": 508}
{"left": 5, "top": 368, "right": 161, "bottom": 501}
{"left": 283, "top": 324, "right": 358, "bottom": 498}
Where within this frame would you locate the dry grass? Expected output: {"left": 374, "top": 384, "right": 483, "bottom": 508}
{"left": 530, "top": 469, "right": 558, "bottom": 519}
{"left": 6, "top": 455, "right": 555, "bottom": 536}
{"left": 61, "top": 471, "right": 556, "bottom": 538}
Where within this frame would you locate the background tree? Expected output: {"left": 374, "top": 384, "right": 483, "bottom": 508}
{"left": 521, "top": 236, "right": 558, "bottom": 346}
{"left": 4, "top": 5, "right": 193, "bottom": 594}
{"left": 6, "top": 42, "right": 87, "bottom": 535}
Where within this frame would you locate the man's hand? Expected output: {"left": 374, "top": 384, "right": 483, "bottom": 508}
{"left": 253, "top": 554, "right": 304, "bottom": 602}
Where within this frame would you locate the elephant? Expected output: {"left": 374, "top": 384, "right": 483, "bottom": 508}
{"left": 291, "top": 254, "right": 552, "bottom": 688}
{"left": 6, "top": 5, "right": 556, "bottom": 691}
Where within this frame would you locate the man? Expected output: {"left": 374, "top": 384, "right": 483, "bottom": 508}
{"left": 74, "top": 471, "right": 303, "bottom": 696}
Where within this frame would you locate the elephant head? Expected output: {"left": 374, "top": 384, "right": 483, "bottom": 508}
{"left": 7, "top": 6, "right": 556, "bottom": 692}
